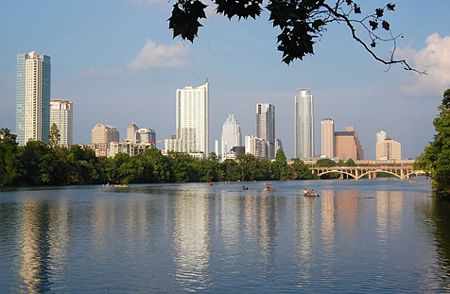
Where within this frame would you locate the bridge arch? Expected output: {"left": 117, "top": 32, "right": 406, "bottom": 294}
{"left": 317, "top": 170, "right": 357, "bottom": 180}
{"left": 358, "top": 170, "right": 402, "bottom": 180}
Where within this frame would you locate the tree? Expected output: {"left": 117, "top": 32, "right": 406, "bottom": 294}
{"left": 291, "top": 158, "right": 315, "bottom": 180}
{"left": 0, "top": 128, "right": 18, "bottom": 187}
{"left": 168, "top": 0, "right": 416, "bottom": 70}
{"left": 49, "top": 123, "right": 60, "bottom": 148}
{"left": 273, "top": 149, "right": 291, "bottom": 180}
{"left": 417, "top": 89, "right": 450, "bottom": 197}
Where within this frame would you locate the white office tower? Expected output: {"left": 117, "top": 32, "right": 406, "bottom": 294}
{"left": 295, "top": 89, "right": 314, "bottom": 159}
{"left": 127, "top": 124, "right": 139, "bottom": 143}
{"left": 50, "top": 99, "right": 73, "bottom": 146}
{"left": 376, "top": 131, "right": 387, "bottom": 143}
{"left": 256, "top": 103, "right": 275, "bottom": 159}
{"left": 245, "top": 135, "right": 266, "bottom": 159}
{"left": 91, "top": 124, "right": 119, "bottom": 144}
{"left": 221, "top": 114, "right": 242, "bottom": 159}
{"left": 175, "top": 82, "right": 209, "bottom": 155}
{"left": 321, "top": 118, "right": 334, "bottom": 158}
{"left": 16, "top": 51, "right": 51, "bottom": 145}
{"left": 376, "top": 137, "right": 402, "bottom": 160}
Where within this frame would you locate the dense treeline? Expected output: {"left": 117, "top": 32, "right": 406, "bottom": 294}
{"left": 0, "top": 129, "right": 315, "bottom": 187}
{"left": 417, "top": 89, "right": 450, "bottom": 197}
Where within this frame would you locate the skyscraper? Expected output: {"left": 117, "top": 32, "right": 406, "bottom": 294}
{"left": 91, "top": 124, "right": 119, "bottom": 144}
{"left": 127, "top": 124, "right": 139, "bottom": 143}
{"left": 295, "top": 89, "right": 314, "bottom": 159}
{"left": 334, "top": 126, "right": 364, "bottom": 161}
{"left": 176, "top": 82, "right": 209, "bottom": 155}
{"left": 221, "top": 114, "right": 242, "bottom": 158}
{"left": 16, "top": 51, "right": 51, "bottom": 145}
{"left": 376, "top": 134, "right": 401, "bottom": 160}
{"left": 376, "top": 131, "right": 387, "bottom": 144}
{"left": 256, "top": 103, "right": 275, "bottom": 158}
{"left": 50, "top": 99, "right": 73, "bottom": 146}
{"left": 321, "top": 118, "right": 335, "bottom": 158}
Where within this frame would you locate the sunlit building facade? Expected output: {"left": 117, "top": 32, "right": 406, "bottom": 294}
{"left": 334, "top": 126, "right": 364, "bottom": 161}
{"left": 321, "top": 118, "right": 334, "bottom": 158}
{"left": 256, "top": 103, "right": 275, "bottom": 159}
{"left": 16, "top": 51, "right": 51, "bottom": 145}
{"left": 221, "top": 114, "right": 242, "bottom": 159}
{"left": 295, "top": 89, "right": 314, "bottom": 159}
{"left": 50, "top": 99, "right": 73, "bottom": 146}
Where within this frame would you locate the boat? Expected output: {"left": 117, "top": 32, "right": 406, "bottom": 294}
{"left": 208, "top": 181, "right": 214, "bottom": 186}
{"left": 113, "top": 184, "right": 128, "bottom": 188}
{"left": 242, "top": 185, "right": 248, "bottom": 190}
{"left": 303, "top": 189, "right": 319, "bottom": 197}
{"left": 263, "top": 183, "right": 273, "bottom": 191}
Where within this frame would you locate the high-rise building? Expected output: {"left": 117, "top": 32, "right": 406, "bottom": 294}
{"left": 138, "top": 128, "right": 156, "bottom": 145}
{"left": 321, "top": 118, "right": 335, "bottom": 158}
{"left": 16, "top": 51, "right": 51, "bottom": 145}
{"left": 376, "top": 131, "right": 387, "bottom": 144}
{"left": 127, "top": 124, "right": 139, "bottom": 143}
{"left": 295, "top": 89, "right": 314, "bottom": 159}
{"left": 245, "top": 135, "right": 266, "bottom": 159}
{"left": 174, "top": 82, "right": 209, "bottom": 155}
{"left": 256, "top": 103, "right": 275, "bottom": 159}
{"left": 50, "top": 99, "right": 73, "bottom": 146}
{"left": 221, "top": 114, "right": 242, "bottom": 159}
{"left": 376, "top": 137, "right": 401, "bottom": 160}
{"left": 91, "top": 124, "right": 119, "bottom": 144}
{"left": 334, "top": 126, "right": 364, "bottom": 161}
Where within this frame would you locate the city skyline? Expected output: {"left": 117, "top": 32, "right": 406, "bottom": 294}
{"left": 1, "top": 1, "right": 449, "bottom": 159}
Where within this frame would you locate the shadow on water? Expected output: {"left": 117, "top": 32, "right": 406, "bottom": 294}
{"left": 423, "top": 196, "right": 450, "bottom": 290}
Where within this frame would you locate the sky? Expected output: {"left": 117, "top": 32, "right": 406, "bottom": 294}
{"left": 1, "top": 0, "right": 449, "bottom": 159}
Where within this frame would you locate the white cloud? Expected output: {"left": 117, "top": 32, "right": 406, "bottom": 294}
{"left": 129, "top": 40, "right": 190, "bottom": 70}
{"left": 397, "top": 33, "right": 450, "bottom": 95}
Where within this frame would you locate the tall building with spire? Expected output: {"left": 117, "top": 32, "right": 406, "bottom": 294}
{"left": 256, "top": 103, "right": 275, "bottom": 159}
{"left": 50, "top": 99, "right": 73, "bottom": 146}
{"left": 221, "top": 114, "right": 242, "bottom": 159}
{"left": 295, "top": 89, "right": 314, "bottom": 159}
{"left": 16, "top": 51, "right": 51, "bottom": 145}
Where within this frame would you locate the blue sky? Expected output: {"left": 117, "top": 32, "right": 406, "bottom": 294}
{"left": 1, "top": 0, "right": 449, "bottom": 159}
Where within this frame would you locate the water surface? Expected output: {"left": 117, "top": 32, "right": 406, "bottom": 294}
{"left": 1, "top": 178, "right": 449, "bottom": 293}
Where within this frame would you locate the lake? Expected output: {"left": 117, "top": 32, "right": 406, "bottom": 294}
{"left": 1, "top": 177, "right": 449, "bottom": 293}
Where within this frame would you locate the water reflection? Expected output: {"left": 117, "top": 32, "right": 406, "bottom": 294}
{"left": 3, "top": 181, "right": 450, "bottom": 293}
{"left": 173, "top": 188, "right": 211, "bottom": 291}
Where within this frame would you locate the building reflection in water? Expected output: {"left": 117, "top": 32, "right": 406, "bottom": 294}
{"left": 320, "top": 191, "right": 336, "bottom": 256}
{"left": 220, "top": 191, "right": 241, "bottom": 256}
{"left": 295, "top": 194, "right": 317, "bottom": 282}
{"left": 19, "top": 197, "right": 70, "bottom": 294}
{"left": 376, "top": 191, "right": 403, "bottom": 244}
{"left": 91, "top": 200, "right": 117, "bottom": 249}
{"left": 334, "top": 190, "right": 359, "bottom": 237}
{"left": 173, "top": 188, "right": 211, "bottom": 291}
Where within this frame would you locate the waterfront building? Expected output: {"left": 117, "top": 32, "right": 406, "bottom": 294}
{"left": 221, "top": 114, "right": 242, "bottom": 160}
{"left": 50, "top": 99, "right": 73, "bottom": 146}
{"left": 91, "top": 124, "right": 119, "bottom": 144}
{"left": 138, "top": 128, "right": 156, "bottom": 145}
{"left": 127, "top": 124, "right": 139, "bottom": 143}
{"left": 321, "top": 118, "right": 334, "bottom": 158}
{"left": 295, "top": 89, "right": 314, "bottom": 159}
{"left": 256, "top": 104, "right": 275, "bottom": 159}
{"left": 165, "top": 82, "right": 209, "bottom": 157}
{"left": 108, "top": 141, "right": 154, "bottom": 158}
{"left": 245, "top": 135, "right": 266, "bottom": 159}
{"left": 334, "top": 126, "right": 364, "bottom": 161}
{"left": 376, "top": 137, "right": 402, "bottom": 160}
{"left": 16, "top": 51, "right": 51, "bottom": 145}
{"left": 376, "top": 130, "right": 387, "bottom": 143}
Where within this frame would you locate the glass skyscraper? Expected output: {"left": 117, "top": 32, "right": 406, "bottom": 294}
{"left": 295, "top": 89, "right": 314, "bottom": 159}
{"left": 16, "top": 51, "right": 51, "bottom": 145}
{"left": 256, "top": 103, "right": 275, "bottom": 159}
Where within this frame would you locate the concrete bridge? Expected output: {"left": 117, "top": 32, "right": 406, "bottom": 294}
{"left": 306, "top": 160, "right": 426, "bottom": 180}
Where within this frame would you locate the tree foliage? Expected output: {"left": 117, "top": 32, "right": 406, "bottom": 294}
{"left": 0, "top": 130, "right": 316, "bottom": 187}
{"left": 168, "top": 0, "right": 416, "bottom": 70}
{"left": 417, "top": 89, "right": 450, "bottom": 197}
